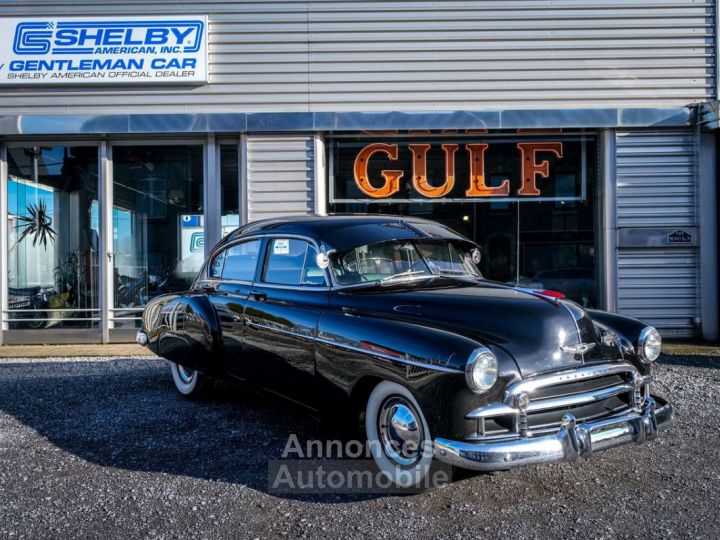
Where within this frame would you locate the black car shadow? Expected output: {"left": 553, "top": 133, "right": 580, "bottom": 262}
{"left": 0, "top": 358, "right": 420, "bottom": 503}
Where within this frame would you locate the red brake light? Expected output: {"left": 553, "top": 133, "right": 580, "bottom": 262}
{"left": 537, "top": 289, "right": 565, "bottom": 299}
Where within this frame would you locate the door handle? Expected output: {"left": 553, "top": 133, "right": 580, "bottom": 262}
{"left": 250, "top": 292, "right": 267, "bottom": 302}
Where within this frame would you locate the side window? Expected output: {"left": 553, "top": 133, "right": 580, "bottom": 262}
{"left": 263, "top": 238, "right": 326, "bottom": 286}
{"left": 216, "top": 239, "right": 262, "bottom": 281}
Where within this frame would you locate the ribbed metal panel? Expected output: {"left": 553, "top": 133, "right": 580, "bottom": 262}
{"left": 616, "top": 129, "right": 699, "bottom": 337}
{"left": 0, "top": 0, "right": 714, "bottom": 114}
{"left": 616, "top": 131, "right": 696, "bottom": 227}
{"left": 246, "top": 135, "right": 315, "bottom": 222}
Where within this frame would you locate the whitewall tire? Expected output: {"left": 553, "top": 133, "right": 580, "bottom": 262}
{"left": 365, "top": 380, "right": 435, "bottom": 488}
{"left": 169, "top": 362, "right": 214, "bottom": 399}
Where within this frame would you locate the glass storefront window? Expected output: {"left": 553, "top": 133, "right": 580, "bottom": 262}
{"left": 328, "top": 133, "right": 599, "bottom": 308}
{"left": 111, "top": 145, "right": 203, "bottom": 327}
{"left": 220, "top": 144, "right": 241, "bottom": 236}
{"left": 6, "top": 146, "right": 100, "bottom": 329}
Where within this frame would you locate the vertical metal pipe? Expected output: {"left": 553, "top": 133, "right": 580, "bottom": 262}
{"left": 0, "top": 144, "right": 8, "bottom": 341}
{"left": 239, "top": 134, "right": 249, "bottom": 225}
{"left": 204, "top": 134, "right": 220, "bottom": 258}
{"left": 313, "top": 134, "right": 327, "bottom": 216}
{"left": 99, "top": 141, "right": 114, "bottom": 343}
{"left": 600, "top": 129, "right": 618, "bottom": 313}
{"left": 699, "top": 132, "right": 719, "bottom": 340}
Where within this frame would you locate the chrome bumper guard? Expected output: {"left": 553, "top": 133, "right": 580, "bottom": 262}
{"left": 434, "top": 396, "right": 673, "bottom": 471}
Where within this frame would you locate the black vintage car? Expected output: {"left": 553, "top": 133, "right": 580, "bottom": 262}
{"left": 137, "top": 215, "right": 673, "bottom": 487}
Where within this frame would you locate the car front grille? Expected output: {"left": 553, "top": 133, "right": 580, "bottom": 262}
{"left": 465, "top": 363, "right": 650, "bottom": 441}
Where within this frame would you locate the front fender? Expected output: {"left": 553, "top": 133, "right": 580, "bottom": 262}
{"left": 586, "top": 309, "right": 652, "bottom": 372}
{"left": 315, "top": 311, "right": 520, "bottom": 438}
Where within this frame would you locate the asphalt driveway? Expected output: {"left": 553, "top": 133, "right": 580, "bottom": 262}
{"left": 0, "top": 354, "right": 717, "bottom": 539}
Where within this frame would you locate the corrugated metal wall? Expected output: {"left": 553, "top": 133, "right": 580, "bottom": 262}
{"left": 615, "top": 130, "right": 700, "bottom": 337}
{"left": 246, "top": 135, "right": 315, "bottom": 221}
{"left": 0, "top": 0, "right": 714, "bottom": 114}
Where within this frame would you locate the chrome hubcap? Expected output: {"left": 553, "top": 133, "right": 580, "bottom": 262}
{"left": 177, "top": 365, "right": 196, "bottom": 384}
{"left": 377, "top": 396, "right": 424, "bottom": 467}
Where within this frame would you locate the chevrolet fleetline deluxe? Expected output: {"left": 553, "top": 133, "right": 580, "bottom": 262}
{"left": 138, "top": 215, "right": 673, "bottom": 487}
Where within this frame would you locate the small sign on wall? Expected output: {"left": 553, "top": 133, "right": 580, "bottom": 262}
{"left": 0, "top": 15, "right": 208, "bottom": 85}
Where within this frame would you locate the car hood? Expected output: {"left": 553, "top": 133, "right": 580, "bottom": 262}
{"left": 337, "top": 281, "right": 612, "bottom": 377}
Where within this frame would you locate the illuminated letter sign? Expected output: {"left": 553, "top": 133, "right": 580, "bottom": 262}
{"left": 353, "top": 143, "right": 404, "bottom": 198}
{"left": 409, "top": 143, "right": 456, "bottom": 198}
{"left": 465, "top": 143, "right": 510, "bottom": 197}
{"left": 516, "top": 142, "right": 564, "bottom": 196}
{"left": 336, "top": 137, "right": 584, "bottom": 203}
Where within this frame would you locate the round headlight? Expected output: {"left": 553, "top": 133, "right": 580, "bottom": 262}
{"left": 638, "top": 326, "right": 662, "bottom": 363}
{"left": 465, "top": 347, "right": 498, "bottom": 393}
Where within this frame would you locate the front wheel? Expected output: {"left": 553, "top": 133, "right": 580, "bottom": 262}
{"left": 365, "top": 381, "right": 435, "bottom": 488}
{"left": 169, "top": 362, "right": 214, "bottom": 399}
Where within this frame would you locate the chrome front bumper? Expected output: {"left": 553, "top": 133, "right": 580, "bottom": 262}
{"left": 434, "top": 396, "right": 673, "bottom": 471}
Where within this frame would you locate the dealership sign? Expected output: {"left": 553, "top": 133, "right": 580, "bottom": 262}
{"left": 0, "top": 16, "right": 208, "bottom": 84}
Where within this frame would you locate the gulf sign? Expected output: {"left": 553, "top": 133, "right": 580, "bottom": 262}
{"left": 0, "top": 16, "right": 208, "bottom": 84}
{"left": 331, "top": 134, "right": 592, "bottom": 203}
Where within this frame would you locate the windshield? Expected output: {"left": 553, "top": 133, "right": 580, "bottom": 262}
{"left": 330, "top": 239, "right": 482, "bottom": 286}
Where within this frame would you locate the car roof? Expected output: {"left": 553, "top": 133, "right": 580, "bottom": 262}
{"left": 220, "top": 214, "right": 474, "bottom": 252}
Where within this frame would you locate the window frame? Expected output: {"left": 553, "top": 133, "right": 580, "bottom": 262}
{"left": 208, "top": 237, "right": 263, "bottom": 284}
{"left": 260, "top": 236, "right": 328, "bottom": 288}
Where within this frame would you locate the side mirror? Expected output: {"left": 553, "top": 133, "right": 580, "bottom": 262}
{"left": 316, "top": 253, "right": 330, "bottom": 269}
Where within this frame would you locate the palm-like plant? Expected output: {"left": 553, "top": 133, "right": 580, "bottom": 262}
{"left": 9, "top": 200, "right": 57, "bottom": 254}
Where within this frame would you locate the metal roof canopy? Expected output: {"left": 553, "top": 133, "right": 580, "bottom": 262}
{"left": 0, "top": 107, "right": 694, "bottom": 137}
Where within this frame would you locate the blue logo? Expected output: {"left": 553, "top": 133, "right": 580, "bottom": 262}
{"left": 190, "top": 232, "right": 205, "bottom": 252}
{"left": 13, "top": 20, "right": 204, "bottom": 55}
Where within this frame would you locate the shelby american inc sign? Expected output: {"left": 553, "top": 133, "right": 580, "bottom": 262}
{"left": 331, "top": 135, "right": 592, "bottom": 203}
{"left": 0, "top": 16, "right": 208, "bottom": 84}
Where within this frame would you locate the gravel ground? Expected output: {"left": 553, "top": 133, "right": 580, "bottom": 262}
{"left": 0, "top": 354, "right": 718, "bottom": 539}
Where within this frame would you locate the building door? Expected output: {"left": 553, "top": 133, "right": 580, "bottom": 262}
{"left": 109, "top": 144, "right": 205, "bottom": 335}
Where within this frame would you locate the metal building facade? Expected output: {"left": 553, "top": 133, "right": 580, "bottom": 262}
{"left": 0, "top": 1, "right": 717, "bottom": 343}
{"left": 0, "top": 0, "right": 714, "bottom": 114}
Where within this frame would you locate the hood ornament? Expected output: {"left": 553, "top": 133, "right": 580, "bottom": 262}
{"left": 560, "top": 343, "right": 596, "bottom": 355}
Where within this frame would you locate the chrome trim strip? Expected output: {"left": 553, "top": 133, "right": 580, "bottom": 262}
{"left": 244, "top": 319, "right": 315, "bottom": 340}
{"left": 504, "top": 363, "right": 639, "bottom": 403}
{"left": 315, "top": 336, "right": 461, "bottom": 374}
{"left": 465, "top": 403, "right": 517, "bottom": 420}
{"left": 0, "top": 108, "right": 692, "bottom": 136}
{"left": 243, "top": 319, "right": 461, "bottom": 374}
{"left": 525, "top": 383, "right": 635, "bottom": 413}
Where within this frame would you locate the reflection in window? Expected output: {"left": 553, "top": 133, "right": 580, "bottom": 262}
{"left": 222, "top": 240, "right": 261, "bottom": 281}
{"left": 111, "top": 145, "right": 203, "bottom": 327}
{"left": 263, "top": 239, "right": 323, "bottom": 286}
{"left": 6, "top": 146, "right": 99, "bottom": 329}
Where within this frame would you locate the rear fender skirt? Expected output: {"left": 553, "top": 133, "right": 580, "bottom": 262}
{"left": 155, "top": 294, "right": 222, "bottom": 375}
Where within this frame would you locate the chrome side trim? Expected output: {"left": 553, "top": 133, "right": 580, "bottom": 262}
{"left": 315, "top": 335, "right": 461, "bottom": 374}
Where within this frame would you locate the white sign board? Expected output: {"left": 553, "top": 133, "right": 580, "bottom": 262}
{"left": 0, "top": 15, "right": 208, "bottom": 85}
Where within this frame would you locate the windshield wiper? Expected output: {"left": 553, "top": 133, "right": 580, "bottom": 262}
{"left": 378, "top": 270, "right": 430, "bottom": 285}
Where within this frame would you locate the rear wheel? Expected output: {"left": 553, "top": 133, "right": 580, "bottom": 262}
{"left": 365, "top": 381, "right": 435, "bottom": 488}
{"left": 169, "top": 362, "right": 214, "bottom": 399}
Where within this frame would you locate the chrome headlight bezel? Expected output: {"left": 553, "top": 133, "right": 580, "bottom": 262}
{"left": 638, "top": 326, "right": 662, "bottom": 364}
{"left": 465, "top": 346, "right": 499, "bottom": 394}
